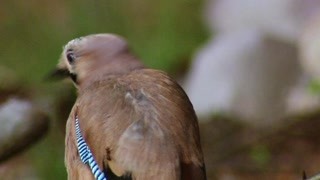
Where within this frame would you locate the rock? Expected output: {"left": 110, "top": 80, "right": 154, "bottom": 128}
{"left": 184, "top": 30, "right": 300, "bottom": 126}
{"left": 0, "top": 98, "right": 49, "bottom": 162}
{"left": 184, "top": 0, "right": 320, "bottom": 125}
{"left": 0, "top": 66, "right": 50, "bottom": 163}
{"left": 299, "top": 11, "right": 320, "bottom": 80}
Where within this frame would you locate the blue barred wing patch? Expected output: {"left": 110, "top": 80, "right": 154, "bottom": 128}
{"left": 75, "top": 116, "right": 107, "bottom": 180}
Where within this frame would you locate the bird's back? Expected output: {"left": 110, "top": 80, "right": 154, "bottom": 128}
{"left": 67, "top": 68, "right": 206, "bottom": 180}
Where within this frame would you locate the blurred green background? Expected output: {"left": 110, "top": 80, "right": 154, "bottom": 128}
{"left": 1, "top": 0, "right": 208, "bottom": 179}
{"left": 1, "top": 0, "right": 208, "bottom": 83}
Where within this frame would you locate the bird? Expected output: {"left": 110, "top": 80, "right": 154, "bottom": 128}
{"left": 50, "top": 33, "right": 206, "bottom": 180}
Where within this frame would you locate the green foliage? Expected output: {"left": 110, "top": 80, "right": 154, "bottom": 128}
{"left": 1, "top": 0, "right": 208, "bottom": 84}
{"left": 250, "top": 144, "right": 271, "bottom": 168}
{"left": 308, "top": 79, "right": 320, "bottom": 95}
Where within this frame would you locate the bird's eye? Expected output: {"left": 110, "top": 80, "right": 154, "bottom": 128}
{"left": 66, "top": 51, "right": 76, "bottom": 64}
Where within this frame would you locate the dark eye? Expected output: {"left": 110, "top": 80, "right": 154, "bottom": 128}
{"left": 66, "top": 50, "right": 76, "bottom": 64}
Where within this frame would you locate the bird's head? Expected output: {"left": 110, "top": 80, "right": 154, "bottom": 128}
{"left": 49, "top": 34, "right": 143, "bottom": 88}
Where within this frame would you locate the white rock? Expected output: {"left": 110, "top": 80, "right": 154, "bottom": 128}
{"left": 184, "top": 30, "right": 300, "bottom": 125}
{"left": 299, "top": 12, "right": 320, "bottom": 79}
{"left": 0, "top": 98, "right": 32, "bottom": 141}
{"left": 0, "top": 97, "right": 49, "bottom": 162}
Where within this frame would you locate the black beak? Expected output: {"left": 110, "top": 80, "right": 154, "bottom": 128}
{"left": 45, "top": 68, "right": 70, "bottom": 81}
{"left": 45, "top": 68, "right": 78, "bottom": 84}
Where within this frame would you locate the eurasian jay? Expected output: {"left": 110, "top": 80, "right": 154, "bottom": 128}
{"left": 51, "top": 34, "right": 206, "bottom": 180}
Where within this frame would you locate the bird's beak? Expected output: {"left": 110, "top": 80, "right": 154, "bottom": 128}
{"left": 45, "top": 68, "right": 70, "bottom": 81}
{"left": 45, "top": 67, "right": 78, "bottom": 84}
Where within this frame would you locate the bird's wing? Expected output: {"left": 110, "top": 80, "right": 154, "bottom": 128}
{"left": 77, "top": 70, "right": 206, "bottom": 179}
{"left": 114, "top": 113, "right": 180, "bottom": 179}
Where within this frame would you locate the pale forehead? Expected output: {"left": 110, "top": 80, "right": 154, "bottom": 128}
{"left": 63, "top": 36, "right": 86, "bottom": 51}
{"left": 63, "top": 34, "right": 124, "bottom": 52}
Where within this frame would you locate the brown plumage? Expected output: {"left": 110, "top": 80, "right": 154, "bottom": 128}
{"left": 52, "top": 34, "right": 206, "bottom": 180}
